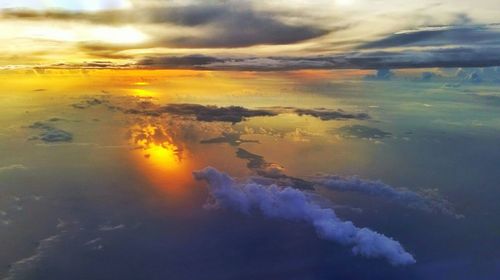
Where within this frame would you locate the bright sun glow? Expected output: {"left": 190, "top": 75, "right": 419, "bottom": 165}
{"left": 144, "top": 143, "right": 181, "bottom": 171}
{"left": 133, "top": 125, "right": 183, "bottom": 172}
{"left": 19, "top": 25, "right": 149, "bottom": 44}
{"left": 131, "top": 89, "right": 157, "bottom": 97}
{"left": 336, "top": 0, "right": 354, "bottom": 6}
{"left": 92, "top": 26, "right": 148, "bottom": 44}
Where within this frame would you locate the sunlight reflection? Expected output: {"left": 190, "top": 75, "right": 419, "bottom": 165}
{"left": 130, "top": 122, "right": 194, "bottom": 198}
{"left": 131, "top": 88, "right": 156, "bottom": 97}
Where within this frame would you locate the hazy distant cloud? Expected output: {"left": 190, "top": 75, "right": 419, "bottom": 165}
{"left": 334, "top": 125, "right": 392, "bottom": 139}
{"left": 359, "top": 24, "right": 500, "bottom": 49}
{"left": 0, "top": 164, "right": 27, "bottom": 173}
{"left": 201, "top": 132, "right": 259, "bottom": 146}
{"left": 293, "top": 108, "right": 370, "bottom": 121}
{"left": 193, "top": 167, "right": 416, "bottom": 266}
{"left": 314, "top": 175, "right": 461, "bottom": 218}
{"left": 364, "top": 69, "right": 394, "bottom": 80}
{"left": 28, "top": 122, "right": 73, "bottom": 142}
{"left": 135, "top": 46, "right": 500, "bottom": 70}
{"left": 139, "top": 55, "right": 223, "bottom": 68}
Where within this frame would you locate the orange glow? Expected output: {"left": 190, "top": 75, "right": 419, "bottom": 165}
{"left": 131, "top": 88, "right": 157, "bottom": 97}
{"left": 142, "top": 143, "right": 181, "bottom": 171}
{"left": 130, "top": 123, "right": 194, "bottom": 199}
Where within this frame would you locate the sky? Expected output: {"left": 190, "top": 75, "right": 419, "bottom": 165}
{"left": 0, "top": 0, "right": 500, "bottom": 70}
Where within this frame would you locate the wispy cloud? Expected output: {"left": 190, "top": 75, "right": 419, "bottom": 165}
{"left": 0, "top": 164, "right": 26, "bottom": 172}
{"left": 314, "top": 175, "right": 461, "bottom": 218}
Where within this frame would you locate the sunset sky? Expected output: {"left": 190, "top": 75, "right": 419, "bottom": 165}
{"left": 1, "top": 0, "right": 500, "bottom": 70}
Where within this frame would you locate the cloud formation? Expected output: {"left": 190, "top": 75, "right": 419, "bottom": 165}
{"left": 293, "top": 108, "right": 370, "bottom": 121}
{"left": 2, "top": 1, "right": 500, "bottom": 68}
{"left": 28, "top": 122, "right": 73, "bottom": 142}
{"left": 334, "top": 125, "right": 392, "bottom": 139}
{"left": 359, "top": 24, "right": 500, "bottom": 49}
{"left": 135, "top": 47, "right": 500, "bottom": 71}
{"left": 201, "top": 132, "right": 259, "bottom": 146}
{"left": 193, "top": 167, "right": 416, "bottom": 266}
{"left": 0, "top": 164, "right": 27, "bottom": 172}
{"left": 161, "top": 104, "right": 277, "bottom": 123}
{"left": 314, "top": 175, "right": 460, "bottom": 218}
{"left": 1, "top": 3, "right": 327, "bottom": 48}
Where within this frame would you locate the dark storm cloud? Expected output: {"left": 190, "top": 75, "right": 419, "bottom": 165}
{"left": 1, "top": 3, "right": 328, "bottom": 48}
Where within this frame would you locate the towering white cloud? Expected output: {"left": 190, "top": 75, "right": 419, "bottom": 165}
{"left": 193, "top": 167, "right": 416, "bottom": 266}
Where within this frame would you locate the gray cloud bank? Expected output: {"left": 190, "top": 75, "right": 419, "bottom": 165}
{"left": 136, "top": 46, "right": 500, "bottom": 71}
{"left": 193, "top": 167, "right": 416, "bottom": 266}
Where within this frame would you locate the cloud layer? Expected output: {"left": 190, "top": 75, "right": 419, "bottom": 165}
{"left": 314, "top": 175, "right": 460, "bottom": 218}
{"left": 193, "top": 167, "right": 416, "bottom": 266}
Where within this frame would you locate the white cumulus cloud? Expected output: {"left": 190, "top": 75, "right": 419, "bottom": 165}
{"left": 193, "top": 167, "right": 416, "bottom": 266}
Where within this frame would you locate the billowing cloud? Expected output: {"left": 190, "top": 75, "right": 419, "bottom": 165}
{"left": 193, "top": 167, "right": 416, "bottom": 266}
